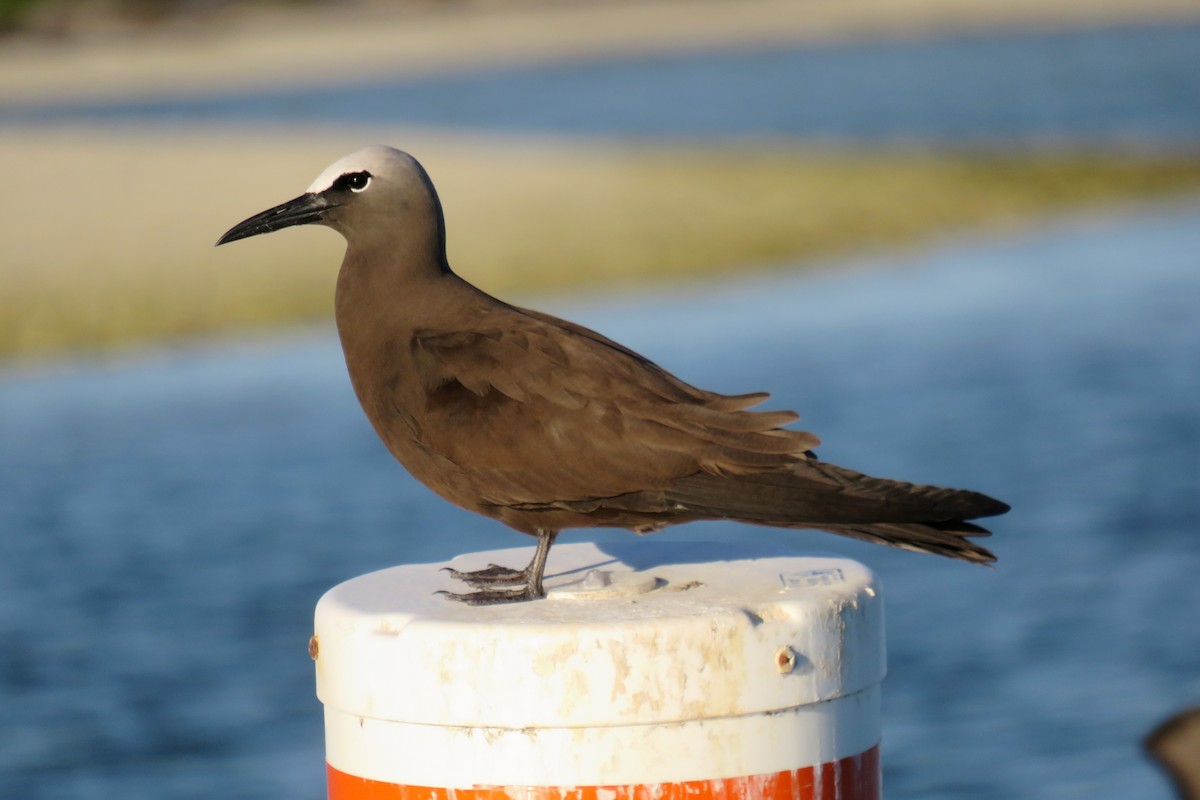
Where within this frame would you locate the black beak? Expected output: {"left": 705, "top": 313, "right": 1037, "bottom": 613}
{"left": 216, "top": 192, "right": 333, "bottom": 246}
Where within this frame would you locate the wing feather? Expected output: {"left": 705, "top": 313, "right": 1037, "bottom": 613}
{"left": 407, "top": 309, "right": 818, "bottom": 505}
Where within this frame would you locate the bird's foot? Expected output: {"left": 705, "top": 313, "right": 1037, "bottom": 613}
{"left": 441, "top": 563, "right": 528, "bottom": 588}
{"left": 436, "top": 585, "right": 544, "bottom": 606}
{"left": 438, "top": 530, "right": 556, "bottom": 605}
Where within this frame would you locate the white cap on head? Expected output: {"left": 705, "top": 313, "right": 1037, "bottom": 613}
{"left": 306, "top": 145, "right": 414, "bottom": 194}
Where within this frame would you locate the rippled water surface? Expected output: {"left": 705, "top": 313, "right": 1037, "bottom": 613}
{"left": 3, "top": 200, "right": 1199, "bottom": 798}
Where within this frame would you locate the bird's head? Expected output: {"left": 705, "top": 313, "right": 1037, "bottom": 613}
{"left": 216, "top": 145, "right": 447, "bottom": 266}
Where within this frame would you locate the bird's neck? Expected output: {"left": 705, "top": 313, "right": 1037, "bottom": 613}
{"left": 335, "top": 245, "right": 448, "bottom": 331}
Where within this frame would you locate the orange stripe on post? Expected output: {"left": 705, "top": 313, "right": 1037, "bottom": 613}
{"left": 327, "top": 744, "right": 880, "bottom": 800}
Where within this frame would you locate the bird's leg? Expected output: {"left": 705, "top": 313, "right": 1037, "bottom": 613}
{"left": 523, "top": 529, "right": 557, "bottom": 597}
{"left": 439, "top": 530, "right": 559, "bottom": 605}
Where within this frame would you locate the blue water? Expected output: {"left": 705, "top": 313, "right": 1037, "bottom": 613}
{"left": 2, "top": 199, "right": 1199, "bottom": 798}
{"left": 3, "top": 22, "right": 1199, "bottom": 144}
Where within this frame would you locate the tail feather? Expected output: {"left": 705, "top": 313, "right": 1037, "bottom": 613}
{"left": 663, "top": 459, "right": 1008, "bottom": 564}
{"left": 818, "top": 521, "right": 996, "bottom": 564}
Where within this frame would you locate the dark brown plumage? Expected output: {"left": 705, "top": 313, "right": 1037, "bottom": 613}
{"left": 218, "top": 145, "right": 1009, "bottom": 604}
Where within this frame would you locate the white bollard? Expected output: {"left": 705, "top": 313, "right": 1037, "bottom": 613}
{"left": 313, "top": 540, "right": 885, "bottom": 800}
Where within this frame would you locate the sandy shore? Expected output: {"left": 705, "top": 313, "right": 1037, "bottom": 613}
{"left": 5, "top": 123, "right": 1200, "bottom": 361}
{"left": 3, "top": 0, "right": 1198, "bottom": 105}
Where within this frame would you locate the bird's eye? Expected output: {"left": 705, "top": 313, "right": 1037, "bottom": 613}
{"left": 338, "top": 171, "right": 372, "bottom": 193}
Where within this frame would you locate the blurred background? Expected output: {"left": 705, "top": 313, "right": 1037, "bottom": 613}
{"left": 2, "top": 1, "right": 1199, "bottom": 797}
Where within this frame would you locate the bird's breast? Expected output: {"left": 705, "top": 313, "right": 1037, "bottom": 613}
{"left": 333, "top": 321, "right": 490, "bottom": 513}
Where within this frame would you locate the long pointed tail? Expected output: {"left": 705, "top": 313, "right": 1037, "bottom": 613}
{"left": 664, "top": 459, "right": 1008, "bottom": 564}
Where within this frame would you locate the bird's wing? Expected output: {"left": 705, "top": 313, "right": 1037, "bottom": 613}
{"left": 409, "top": 308, "right": 820, "bottom": 506}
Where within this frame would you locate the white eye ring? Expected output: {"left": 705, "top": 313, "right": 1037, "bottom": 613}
{"left": 348, "top": 173, "right": 371, "bottom": 193}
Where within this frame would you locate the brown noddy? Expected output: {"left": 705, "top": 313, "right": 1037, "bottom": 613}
{"left": 217, "top": 145, "right": 1009, "bottom": 605}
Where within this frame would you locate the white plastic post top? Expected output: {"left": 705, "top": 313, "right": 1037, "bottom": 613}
{"left": 314, "top": 539, "right": 885, "bottom": 731}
